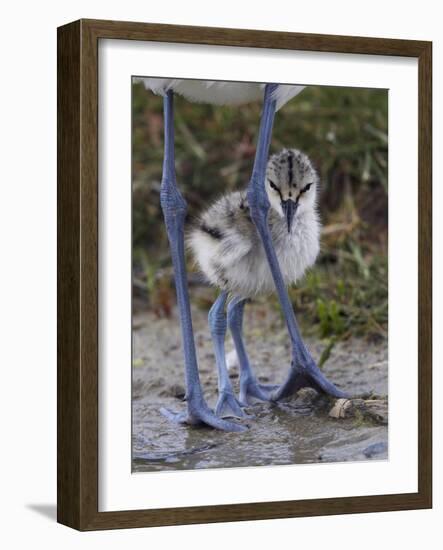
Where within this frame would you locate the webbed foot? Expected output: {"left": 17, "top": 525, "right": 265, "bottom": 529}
{"left": 271, "top": 360, "right": 348, "bottom": 401}
{"left": 239, "top": 375, "right": 277, "bottom": 405}
{"left": 215, "top": 390, "right": 252, "bottom": 419}
{"left": 161, "top": 397, "right": 247, "bottom": 432}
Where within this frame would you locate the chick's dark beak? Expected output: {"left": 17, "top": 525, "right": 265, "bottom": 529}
{"left": 281, "top": 199, "right": 298, "bottom": 233}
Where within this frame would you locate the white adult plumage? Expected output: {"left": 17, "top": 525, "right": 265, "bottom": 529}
{"left": 137, "top": 78, "right": 306, "bottom": 110}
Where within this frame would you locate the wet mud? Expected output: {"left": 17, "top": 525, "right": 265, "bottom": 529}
{"left": 132, "top": 300, "right": 388, "bottom": 472}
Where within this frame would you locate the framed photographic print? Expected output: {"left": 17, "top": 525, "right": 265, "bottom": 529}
{"left": 57, "top": 19, "right": 432, "bottom": 530}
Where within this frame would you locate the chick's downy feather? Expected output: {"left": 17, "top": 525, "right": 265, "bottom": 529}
{"left": 188, "top": 191, "right": 320, "bottom": 298}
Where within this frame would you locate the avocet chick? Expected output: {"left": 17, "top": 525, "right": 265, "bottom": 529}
{"left": 190, "top": 149, "right": 320, "bottom": 298}
{"left": 188, "top": 149, "right": 322, "bottom": 418}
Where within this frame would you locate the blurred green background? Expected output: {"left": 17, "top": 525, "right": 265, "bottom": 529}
{"left": 132, "top": 81, "right": 388, "bottom": 343}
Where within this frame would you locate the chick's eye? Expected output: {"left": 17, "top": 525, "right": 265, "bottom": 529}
{"left": 301, "top": 182, "right": 313, "bottom": 193}
{"left": 269, "top": 179, "right": 278, "bottom": 191}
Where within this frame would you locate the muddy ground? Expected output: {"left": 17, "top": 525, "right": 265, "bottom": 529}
{"left": 132, "top": 297, "right": 388, "bottom": 472}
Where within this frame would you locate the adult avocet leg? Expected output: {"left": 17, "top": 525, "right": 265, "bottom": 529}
{"left": 247, "top": 84, "right": 347, "bottom": 400}
{"left": 208, "top": 292, "right": 249, "bottom": 418}
{"left": 227, "top": 297, "right": 277, "bottom": 405}
{"left": 159, "top": 91, "right": 245, "bottom": 432}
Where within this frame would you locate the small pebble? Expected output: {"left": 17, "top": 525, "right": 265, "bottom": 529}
{"left": 363, "top": 441, "right": 388, "bottom": 458}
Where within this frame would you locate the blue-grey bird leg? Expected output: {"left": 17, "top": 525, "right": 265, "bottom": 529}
{"left": 208, "top": 292, "right": 250, "bottom": 418}
{"left": 159, "top": 91, "right": 246, "bottom": 432}
{"left": 228, "top": 297, "right": 278, "bottom": 405}
{"left": 247, "top": 84, "right": 347, "bottom": 400}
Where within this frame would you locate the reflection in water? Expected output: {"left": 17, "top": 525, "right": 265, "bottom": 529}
{"left": 132, "top": 400, "right": 387, "bottom": 473}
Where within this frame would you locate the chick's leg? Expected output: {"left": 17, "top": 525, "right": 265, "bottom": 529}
{"left": 228, "top": 297, "right": 277, "bottom": 404}
{"left": 159, "top": 91, "right": 246, "bottom": 432}
{"left": 208, "top": 292, "right": 249, "bottom": 418}
{"left": 247, "top": 84, "right": 346, "bottom": 400}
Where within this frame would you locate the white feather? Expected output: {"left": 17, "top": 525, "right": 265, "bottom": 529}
{"left": 136, "top": 78, "right": 306, "bottom": 111}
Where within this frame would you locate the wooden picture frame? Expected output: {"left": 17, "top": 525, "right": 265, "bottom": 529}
{"left": 57, "top": 18, "right": 432, "bottom": 530}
